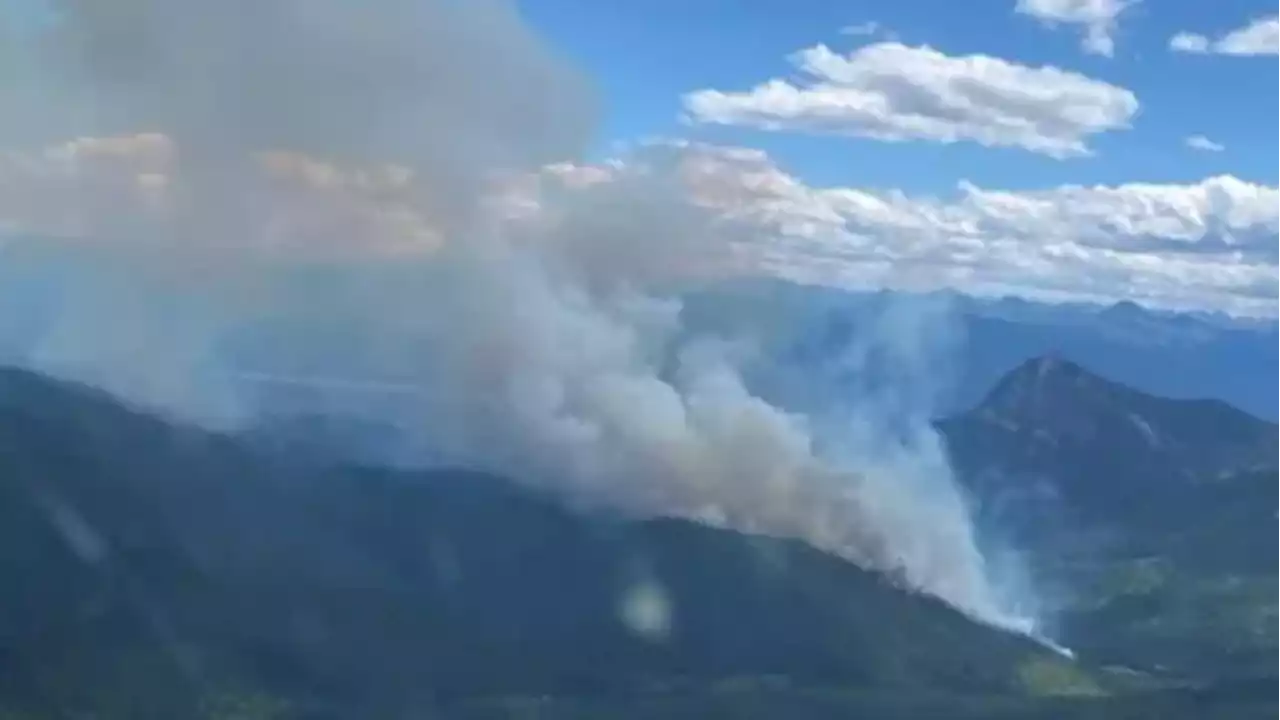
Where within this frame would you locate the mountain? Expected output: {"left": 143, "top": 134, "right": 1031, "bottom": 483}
{"left": 955, "top": 306, "right": 1278, "bottom": 422}
{"left": 12, "top": 361, "right": 1280, "bottom": 712}
{"left": 938, "top": 355, "right": 1278, "bottom": 680}
{"left": 940, "top": 354, "right": 1276, "bottom": 557}
{"left": 677, "top": 279, "right": 1279, "bottom": 421}
{"left": 0, "top": 366, "right": 1086, "bottom": 719}
{"left": 942, "top": 354, "right": 1275, "bottom": 519}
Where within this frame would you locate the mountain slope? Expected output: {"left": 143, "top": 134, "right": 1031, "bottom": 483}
{"left": 936, "top": 353, "right": 1280, "bottom": 532}
{"left": 958, "top": 354, "right": 1274, "bottom": 480}
{"left": 0, "top": 367, "right": 1069, "bottom": 718}
{"left": 938, "top": 355, "right": 1278, "bottom": 678}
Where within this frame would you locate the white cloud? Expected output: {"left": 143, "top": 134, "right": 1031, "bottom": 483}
{"left": 558, "top": 142, "right": 1278, "bottom": 316}
{"left": 1015, "top": 0, "right": 1135, "bottom": 57}
{"left": 1170, "top": 16, "right": 1279, "bottom": 56}
{"left": 1184, "top": 135, "right": 1225, "bottom": 152}
{"left": 1169, "top": 32, "right": 1211, "bottom": 53}
{"left": 682, "top": 42, "right": 1138, "bottom": 158}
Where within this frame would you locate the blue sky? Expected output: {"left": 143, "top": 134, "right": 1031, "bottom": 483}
{"left": 519, "top": 0, "right": 1278, "bottom": 193}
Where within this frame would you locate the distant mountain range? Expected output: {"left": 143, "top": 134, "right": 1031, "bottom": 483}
{"left": 680, "top": 279, "right": 1279, "bottom": 421}
{"left": 953, "top": 300, "right": 1278, "bottom": 422}
{"left": 0, "top": 358, "right": 1274, "bottom": 719}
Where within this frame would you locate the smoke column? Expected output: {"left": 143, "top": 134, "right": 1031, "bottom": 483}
{"left": 0, "top": 0, "right": 1040, "bottom": 634}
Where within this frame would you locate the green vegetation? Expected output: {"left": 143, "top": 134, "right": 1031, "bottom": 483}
{"left": 1017, "top": 657, "right": 1106, "bottom": 698}
{"left": 0, "top": 364, "right": 1274, "bottom": 718}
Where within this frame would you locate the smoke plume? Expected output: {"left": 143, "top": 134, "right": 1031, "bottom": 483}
{"left": 0, "top": 0, "right": 1039, "bottom": 634}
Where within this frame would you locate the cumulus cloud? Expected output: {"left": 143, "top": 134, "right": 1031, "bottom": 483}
{"left": 682, "top": 42, "right": 1138, "bottom": 157}
{"left": 1184, "top": 135, "right": 1225, "bottom": 153}
{"left": 1170, "top": 16, "right": 1279, "bottom": 56}
{"left": 560, "top": 141, "right": 1277, "bottom": 316}
{"left": 1015, "top": 0, "right": 1134, "bottom": 57}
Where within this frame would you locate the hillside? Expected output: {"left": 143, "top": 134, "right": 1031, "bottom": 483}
{"left": 939, "top": 355, "right": 1276, "bottom": 561}
{"left": 0, "top": 365, "right": 1273, "bottom": 718}
{"left": 0, "top": 367, "right": 1070, "bottom": 718}
{"left": 938, "top": 355, "right": 1278, "bottom": 679}
{"left": 946, "top": 354, "right": 1275, "bottom": 485}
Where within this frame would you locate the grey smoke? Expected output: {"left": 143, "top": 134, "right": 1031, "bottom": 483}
{"left": 0, "top": 0, "right": 1040, "bottom": 634}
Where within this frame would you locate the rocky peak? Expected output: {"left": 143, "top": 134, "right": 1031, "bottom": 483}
{"left": 965, "top": 354, "right": 1275, "bottom": 475}
{"left": 977, "top": 355, "right": 1122, "bottom": 430}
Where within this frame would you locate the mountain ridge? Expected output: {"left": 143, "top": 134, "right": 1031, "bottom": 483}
{"left": 944, "top": 353, "right": 1276, "bottom": 483}
{"left": 936, "top": 355, "right": 1277, "bottom": 682}
{"left": 0, "top": 362, "right": 1273, "bottom": 717}
{"left": 678, "top": 279, "right": 1279, "bottom": 420}
{"left": 0, "top": 365, "right": 1075, "bottom": 718}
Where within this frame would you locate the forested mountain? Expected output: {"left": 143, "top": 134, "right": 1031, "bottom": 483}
{"left": 0, "top": 363, "right": 1273, "bottom": 719}
{"left": 939, "top": 355, "right": 1277, "bottom": 682}
{"left": 0, "top": 366, "right": 1060, "bottom": 717}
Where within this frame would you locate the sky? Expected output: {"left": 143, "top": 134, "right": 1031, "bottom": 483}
{"left": 520, "top": 0, "right": 1278, "bottom": 191}
{"left": 514, "top": 0, "right": 1280, "bottom": 315}
{"left": 0, "top": 0, "right": 1277, "bottom": 317}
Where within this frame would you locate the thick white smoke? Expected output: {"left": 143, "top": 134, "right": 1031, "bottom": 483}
{"left": 0, "top": 0, "right": 1039, "bottom": 633}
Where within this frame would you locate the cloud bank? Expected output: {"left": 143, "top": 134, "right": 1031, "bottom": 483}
{"left": 7, "top": 135, "right": 1274, "bottom": 317}
{"left": 0, "top": 0, "right": 1042, "bottom": 636}
{"left": 682, "top": 42, "right": 1138, "bottom": 157}
{"left": 551, "top": 142, "right": 1280, "bottom": 317}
